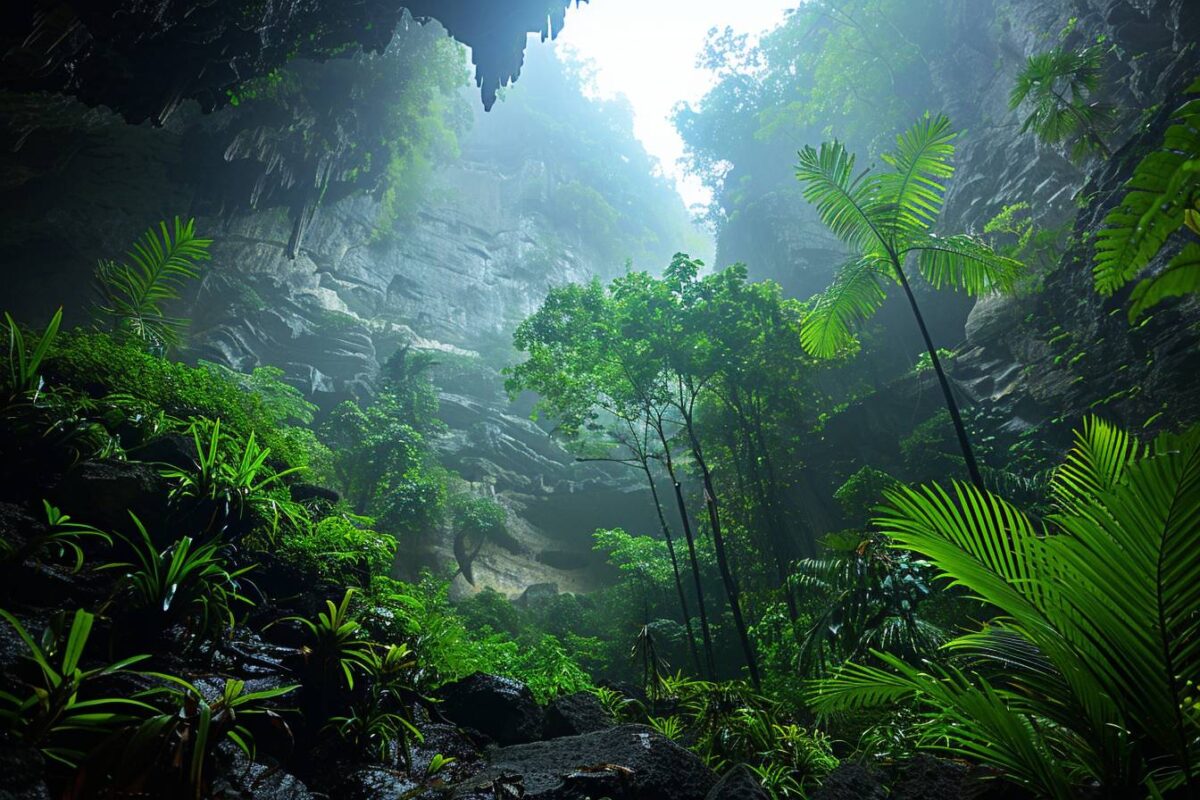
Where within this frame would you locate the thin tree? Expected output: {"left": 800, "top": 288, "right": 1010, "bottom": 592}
{"left": 794, "top": 114, "right": 1023, "bottom": 490}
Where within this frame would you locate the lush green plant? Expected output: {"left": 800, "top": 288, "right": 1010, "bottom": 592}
{"left": 793, "top": 531, "right": 945, "bottom": 677}
{"left": 44, "top": 331, "right": 324, "bottom": 468}
{"left": 795, "top": 114, "right": 1023, "bottom": 489}
{"left": 1094, "top": 78, "right": 1200, "bottom": 320}
{"left": 809, "top": 417, "right": 1200, "bottom": 798}
{"left": 92, "top": 217, "right": 211, "bottom": 351}
{"left": 0, "top": 609, "right": 154, "bottom": 767}
{"left": 1009, "top": 45, "right": 1115, "bottom": 161}
{"left": 126, "top": 677, "right": 298, "bottom": 800}
{"left": 285, "top": 589, "right": 374, "bottom": 694}
{"left": 3, "top": 307, "right": 62, "bottom": 399}
{"left": 277, "top": 514, "right": 396, "bottom": 585}
{"left": 163, "top": 417, "right": 305, "bottom": 538}
{"left": 103, "top": 515, "right": 255, "bottom": 645}
{"left": 426, "top": 752, "right": 456, "bottom": 777}
{"left": 329, "top": 643, "right": 422, "bottom": 767}
{"left": 832, "top": 466, "right": 900, "bottom": 525}
{"left": 199, "top": 362, "right": 317, "bottom": 425}
{"left": 0, "top": 500, "right": 111, "bottom": 574}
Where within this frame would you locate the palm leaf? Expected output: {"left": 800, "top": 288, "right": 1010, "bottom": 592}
{"left": 795, "top": 141, "right": 887, "bottom": 253}
{"left": 905, "top": 233, "right": 1024, "bottom": 294}
{"left": 1051, "top": 415, "right": 1142, "bottom": 512}
{"left": 877, "top": 113, "right": 956, "bottom": 239}
{"left": 799, "top": 257, "right": 890, "bottom": 358}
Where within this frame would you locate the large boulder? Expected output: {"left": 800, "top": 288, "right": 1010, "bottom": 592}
{"left": 809, "top": 763, "right": 887, "bottom": 800}
{"left": 50, "top": 459, "right": 171, "bottom": 535}
{"left": 438, "top": 673, "right": 544, "bottom": 746}
{"left": 706, "top": 764, "right": 769, "bottom": 800}
{"left": 452, "top": 724, "right": 717, "bottom": 800}
{"left": 543, "top": 691, "right": 614, "bottom": 738}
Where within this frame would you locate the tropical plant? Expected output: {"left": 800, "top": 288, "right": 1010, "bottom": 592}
{"left": 1094, "top": 78, "right": 1200, "bottom": 320}
{"left": 792, "top": 531, "right": 945, "bottom": 677}
{"left": 164, "top": 417, "right": 305, "bottom": 538}
{"left": 809, "top": 417, "right": 1200, "bottom": 799}
{"left": 794, "top": 114, "right": 1023, "bottom": 489}
{"left": 119, "top": 677, "right": 297, "bottom": 799}
{"left": 277, "top": 514, "right": 396, "bottom": 585}
{"left": 284, "top": 589, "right": 374, "bottom": 695}
{"left": 92, "top": 217, "right": 211, "bottom": 351}
{"left": 3, "top": 307, "right": 62, "bottom": 400}
{"left": 0, "top": 500, "right": 112, "bottom": 574}
{"left": 0, "top": 609, "right": 154, "bottom": 767}
{"left": 648, "top": 714, "right": 685, "bottom": 740}
{"left": 426, "top": 752, "right": 456, "bottom": 777}
{"left": 330, "top": 643, "right": 423, "bottom": 768}
{"left": 1009, "top": 45, "right": 1115, "bottom": 161}
{"left": 103, "top": 515, "right": 255, "bottom": 645}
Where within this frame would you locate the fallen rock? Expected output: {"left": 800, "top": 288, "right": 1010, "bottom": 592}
{"left": 706, "top": 764, "right": 768, "bottom": 800}
{"left": 438, "top": 672, "right": 544, "bottom": 746}
{"left": 453, "top": 724, "right": 717, "bottom": 800}
{"left": 544, "top": 691, "right": 614, "bottom": 738}
{"left": 51, "top": 459, "right": 171, "bottom": 535}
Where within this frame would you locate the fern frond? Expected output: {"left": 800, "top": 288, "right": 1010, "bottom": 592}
{"left": 1093, "top": 93, "right": 1200, "bottom": 297}
{"left": 906, "top": 233, "right": 1024, "bottom": 294}
{"left": 799, "top": 257, "right": 890, "bottom": 358}
{"left": 1127, "top": 242, "right": 1200, "bottom": 320}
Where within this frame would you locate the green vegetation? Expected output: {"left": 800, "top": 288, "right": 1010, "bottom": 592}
{"left": 1010, "top": 45, "right": 1116, "bottom": 161}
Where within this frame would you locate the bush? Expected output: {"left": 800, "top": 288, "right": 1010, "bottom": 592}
{"left": 277, "top": 515, "right": 397, "bottom": 585}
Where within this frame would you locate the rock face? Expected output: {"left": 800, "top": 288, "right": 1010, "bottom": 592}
{"left": 543, "top": 691, "right": 616, "bottom": 738}
{"left": 706, "top": 765, "right": 769, "bottom": 800}
{"left": 455, "top": 724, "right": 718, "bottom": 800}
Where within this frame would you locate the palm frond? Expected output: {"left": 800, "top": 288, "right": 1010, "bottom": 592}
{"left": 1051, "top": 415, "right": 1142, "bottom": 512}
{"left": 905, "top": 233, "right": 1024, "bottom": 294}
{"left": 94, "top": 217, "right": 211, "bottom": 350}
{"left": 799, "top": 257, "right": 890, "bottom": 358}
{"left": 795, "top": 141, "right": 887, "bottom": 253}
{"left": 877, "top": 113, "right": 956, "bottom": 239}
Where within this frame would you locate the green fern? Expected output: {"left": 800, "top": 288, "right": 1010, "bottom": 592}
{"left": 1093, "top": 79, "right": 1200, "bottom": 320}
{"left": 93, "top": 217, "right": 211, "bottom": 350}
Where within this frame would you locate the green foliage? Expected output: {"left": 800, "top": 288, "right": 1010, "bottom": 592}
{"left": 163, "top": 417, "right": 305, "bottom": 538}
{"left": 329, "top": 643, "right": 422, "bottom": 767}
{"left": 792, "top": 531, "right": 944, "bottom": 677}
{"left": 1094, "top": 78, "right": 1200, "bottom": 320}
{"left": 833, "top": 467, "right": 900, "bottom": 523}
{"left": 3, "top": 307, "right": 62, "bottom": 399}
{"left": 810, "top": 417, "right": 1200, "bottom": 798}
{"left": 103, "top": 515, "right": 255, "bottom": 645}
{"left": 44, "top": 331, "right": 324, "bottom": 468}
{"left": 0, "top": 609, "right": 154, "bottom": 767}
{"left": 128, "top": 677, "right": 297, "bottom": 799}
{"left": 92, "top": 217, "right": 211, "bottom": 351}
{"left": 277, "top": 514, "right": 396, "bottom": 586}
{"left": 199, "top": 362, "right": 316, "bottom": 425}
{"left": 1009, "top": 46, "right": 1115, "bottom": 162}
{"left": 0, "top": 500, "right": 111, "bottom": 574}
{"left": 285, "top": 589, "right": 374, "bottom": 694}
{"left": 795, "top": 114, "right": 1023, "bottom": 357}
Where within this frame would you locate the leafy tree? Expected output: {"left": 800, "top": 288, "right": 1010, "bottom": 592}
{"left": 1009, "top": 45, "right": 1115, "bottom": 162}
{"left": 810, "top": 418, "right": 1200, "bottom": 798}
{"left": 795, "top": 114, "right": 1023, "bottom": 489}
{"left": 1094, "top": 78, "right": 1200, "bottom": 320}
{"left": 92, "top": 217, "right": 211, "bottom": 352}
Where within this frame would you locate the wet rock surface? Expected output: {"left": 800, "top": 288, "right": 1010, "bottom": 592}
{"left": 543, "top": 691, "right": 615, "bottom": 739}
{"left": 439, "top": 672, "right": 545, "bottom": 746}
{"left": 706, "top": 764, "right": 770, "bottom": 800}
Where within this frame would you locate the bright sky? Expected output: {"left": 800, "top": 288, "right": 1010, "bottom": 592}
{"left": 555, "top": 0, "right": 796, "bottom": 212}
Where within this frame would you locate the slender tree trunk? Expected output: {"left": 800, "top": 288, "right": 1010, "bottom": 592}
{"left": 683, "top": 417, "right": 762, "bottom": 690}
{"left": 655, "top": 428, "right": 717, "bottom": 679}
{"left": 892, "top": 257, "right": 986, "bottom": 491}
{"left": 643, "top": 463, "right": 704, "bottom": 677}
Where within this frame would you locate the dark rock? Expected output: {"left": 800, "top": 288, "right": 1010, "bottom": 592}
{"left": 438, "top": 672, "right": 544, "bottom": 746}
{"left": 544, "top": 691, "right": 615, "bottom": 739}
{"left": 50, "top": 459, "right": 170, "bottom": 535}
{"left": 0, "top": 743, "right": 50, "bottom": 800}
{"left": 211, "top": 747, "right": 316, "bottom": 800}
{"left": 410, "top": 723, "right": 482, "bottom": 784}
{"left": 516, "top": 582, "right": 560, "bottom": 609}
{"left": 810, "top": 763, "right": 887, "bottom": 800}
{"left": 454, "top": 724, "right": 717, "bottom": 800}
{"left": 334, "top": 766, "right": 420, "bottom": 800}
{"left": 890, "top": 754, "right": 1029, "bottom": 800}
{"left": 133, "top": 432, "right": 196, "bottom": 470}
{"left": 706, "top": 764, "right": 769, "bottom": 800}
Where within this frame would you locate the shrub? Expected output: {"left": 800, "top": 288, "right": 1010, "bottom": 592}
{"left": 277, "top": 515, "right": 397, "bottom": 585}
